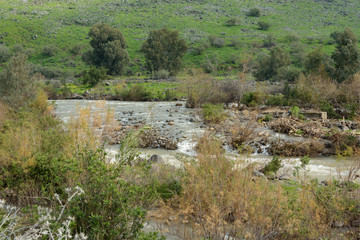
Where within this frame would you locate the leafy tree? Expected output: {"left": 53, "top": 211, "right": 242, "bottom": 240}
{"left": 331, "top": 28, "right": 360, "bottom": 82}
{"left": 141, "top": 28, "right": 187, "bottom": 76}
{"left": 254, "top": 46, "right": 291, "bottom": 81}
{"left": 0, "top": 54, "right": 38, "bottom": 108}
{"left": 83, "top": 23, "right": 129, "bottom": 75}
{"left": 304, "top": 47, "right": 333, "bottom": 75}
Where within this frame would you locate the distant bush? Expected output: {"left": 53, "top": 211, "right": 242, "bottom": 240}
{"left": 266, "top": 94, "right": 288, "bottom": 106}
{"left": 83, "top": 23, "right": 129, "bottom": 75}
{"left": 81, "top": 66, "right": 108, "bottom": 86}
{"left": 153, "top": 69, "right": 170, "bottom": 79}
{"left": 226, "top": 17, "right": 241, "bottom": 26}
{"left": 70, "top": 44, "right": 82, "bottom": 55}
{"left": 263, "top": 34, "right": 276, "bottom": 48}
{"left": 202, "top": 103, "right": 227, "bottom": 123}
{"left": 120, "top": 84, "right": 151, "bottom": 101}
{"left": 42, "top": 44, "right": 58, "bottom": 57}
{"left": 277, "top": 66, "right": 301, "bottom": 82}
{"left": 284, "top": 33, "right": 300, "bottom": 43}
{"left": 192, "top": 44, "right": 208, "bottom": 55}
{"left": 229, "top": 38, "right": 242, "bottom": 49}
{"left": 31, "top": 64, "right": 64, "bottom": 79}
{"left": 304, "top": 47, "right": 333, "bottom": 74}
{"left": 247, "top": 8, "right": 261, "bottom": 17}
{"left": 0, "top": 45, "right": 12, "bottom": 63}
{"left": 258, "top": 21, "right": 271, "bottom": 30}
{"left": 254, "top": 46, "right": 291, "bottom": 81}
{"left": 241, "top": 91, "right": 264, "bottom": 107}
{"left": 141, "top": 28, "right": 187, "bottom": 76}
{"left": 208, "top": 35, "right": 225, "bottom": 48}
{"left": 12, "top": 44, "right": 24, "bottom": 54}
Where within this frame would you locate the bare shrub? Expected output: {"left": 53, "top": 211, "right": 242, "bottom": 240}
{"left": 268, "top": 140, "right": 325, "bottom": 157}
{"left": 229, "top": 119, "right": 257, "bottom": 148}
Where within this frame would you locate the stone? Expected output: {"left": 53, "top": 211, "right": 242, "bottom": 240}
{"left": 149, "top": 154, "right": 165, "bottom": 164}
{"left": 168, "top": 121, "right": 174, "bottom": 126}
{"left": 253, "top": 170, "right": 266, "bottom": 178}
{"left": 332, "top": 221, "right": 344, "bottom": 228}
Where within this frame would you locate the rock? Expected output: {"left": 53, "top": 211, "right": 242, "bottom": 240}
{"left": 332, "top": 221, "right": 344, "bottom": 228}
{"left": 175, "top": 103, "right": 182, "bottom": 106}
{"left": 253, "top": 170, "right": 266, "bottom": 178}
{"left": 168, "top": 121, "right": 174, "bottom": 126}
{"left": 105, "top": 82, "right": 110, "bottom": 86}
{"left": 149, "top": 155, "right": 165, "bottom": 164}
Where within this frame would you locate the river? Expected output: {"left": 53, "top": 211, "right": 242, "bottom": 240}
{"left": 53, "top": 100, "right": 358, "bottom": 182}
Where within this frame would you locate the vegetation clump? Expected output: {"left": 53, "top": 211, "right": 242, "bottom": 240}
{"left": 141, "top": 28, "right": 187, "bottom": 76}
{"left": 83, "top": 23, "right": 129, "bottom": 75}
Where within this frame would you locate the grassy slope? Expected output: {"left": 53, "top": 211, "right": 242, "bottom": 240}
{"left": 1, "top": 0, "right": 359, "bottom": 76}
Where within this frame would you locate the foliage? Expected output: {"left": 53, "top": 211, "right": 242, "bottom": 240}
{"left": 289, "top": 105, "right": 301, "bottom": 118}
{"left": 262, "top": 156, "right": 283, "bottom": 175}
{"left": 331, "top": 28, "right": 360, "bottom": 83}
{"left": 153, "top": 69, "right": 170, "bottom": 79}
{"left": 119, "top": 84, "right": 151, "bottom": 101}
{"left": 304, "top": 47, "right": 333, "bottom": 75}
{"left": 208, "top": 35, "right": 225, "bottom": 48}
{"left": 258, "top": 21, "right": 271, "bottom": 30}
{"left": 141, "top": 28, "right": 187, "bottom": 76}
{"left": 247, "top": 8, "right": 261, "bottom": 17}
{"left": 42, "top": 44, "right": 58, "bottom": 57}
{"left": 0, "top": 54, "right": 39, "bottom": 108}
{"left": 254, "top": 46, "right": 291, "bottom": 81}
{"left": 225, "top": 17, "right": 241, "bottom": 26}
{"left": 241, "top": 91, "right": 264, "bottom": 107}
{"left": 0, "top": 45, "right": 12, "bottom": 63}
{"left": 202, "top": 103, "right": 227, "bottom": 124}
{"left": 81, "top": 66, "right": 108, "bottom": 86}
{"left": 83, "top": 23, "right": 129, "bottom": 75}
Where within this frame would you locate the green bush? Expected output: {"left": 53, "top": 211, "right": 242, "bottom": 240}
{"left": 241, "top": 91, "right": 264, "bottom": 107}
{"left": 208, "top": 35, "right": 225, "bottom": 48}
{"left": 42, "top": 44, "right": 58, "bottom": 57}
{"left": 247, "top": 8, "right": 261, "bottom": 17}
{"left": 226, "top": 17, "right": 241, "bottom": 26}
{"left": 120, "top": 84, "right": 151, "bottom": 101}
{"left": 262, "top": 156, "right": 282, "bottom": 175}
{"left": 266, "top": 94, "right": 288, "bottom": 106}
{"left": 0, "top": 45, "right": 12, "bottom": 63}
{"left": 83, "top": 23, "right": 129, "bottom": 75}
{"left": 141, "top": 28, "right": 187, "bottom": 76}
{"left": 229, "top": 38, "right": 242, "bottom": 49}
{"left": 70, "top": 146, "right": 158, "bottom": 239}
{"left": 202, "top": 103, "right": 227, "bottom": 123}
{"left": 320, "top": 102, "right": 340, "bottom": 119}
{"left": 81, "top": 66, "right": 108, "bottom": 86}
{"left": 153, "top": 69, "right": 170, "bottom": 79}
{"left": 258, "top": 21, "right": 271, "bottom": 30}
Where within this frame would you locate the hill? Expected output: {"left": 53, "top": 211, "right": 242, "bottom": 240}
{"left": 1, "top": 0, "right": 360, "bottom": 77}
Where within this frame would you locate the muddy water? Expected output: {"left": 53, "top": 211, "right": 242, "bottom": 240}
{"left": 53, "top": 100, "right": 357, "bottom": 182}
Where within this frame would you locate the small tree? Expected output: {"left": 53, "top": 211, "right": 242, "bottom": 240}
{"left": 141, "top": 28, "right": 187, "bottom": 76}
{"left": 81, "top": 66, "right": 108, "bottom": 86}
{"left": 0, "top": 54, "right": 38, "bottom": 108}
{"left": 258, "top": 21, "right": 271, "bottom": 30}
{"left": 254, "top": 46, "right": 291, "bottom": 81}
{"left": 247, "top": 8, "right": 261, "bottom": 17}
{"left": 83, "top": 23, "right": 129, "bottom": 75}
{"left": 331, "top": 28, "right": 360, "bottom": 82}
{"left": 304, "top": 47, "right": 332, "bottom": 75}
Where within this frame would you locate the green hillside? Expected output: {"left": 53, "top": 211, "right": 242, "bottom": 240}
{"left": 1, "top": 0, "right": 359, "bottom": 76}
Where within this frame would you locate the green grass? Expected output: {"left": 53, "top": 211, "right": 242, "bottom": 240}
{"left": 1, "top": 0, "right": 359, "bottom": 76}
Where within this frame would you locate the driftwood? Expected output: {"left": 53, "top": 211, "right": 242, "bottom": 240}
{"left": 269, "top": 118, "right": 324, "bottom": 138}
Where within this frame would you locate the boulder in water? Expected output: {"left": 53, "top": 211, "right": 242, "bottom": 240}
{"left": 149, "top": 154, "right": 165, "bottom": 164}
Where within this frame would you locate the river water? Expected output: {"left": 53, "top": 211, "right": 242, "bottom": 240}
{"left": 53, "top": 100, "right": 357, "bottom": 182}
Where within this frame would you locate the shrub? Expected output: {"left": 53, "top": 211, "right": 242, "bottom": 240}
{"left": 120, "top": 84, "right": 151, "bottom": 101}
{"left": 263, "top": 34, "right": 276, "bottom": 48}
{"left": 141, "top": 28, "right": 187, "bottom": 76}
{"left": 70, "top": 44, "right": 82, "bottom": 55}
{"left": 0, "top": 54, "right": 38, "bottom": 108}
{"left": 247, "top": 8, "right": 261, "bottom": 17}
{"left": 153, "top": 69, "right": 170, "bottom": 79}
{"left": 42, "top": 44, "right": 58, "bottom": 57}
{"left": 304, "top": 47, "right": 333, "bottom": 74}
{"left": 192, "top": 44, "right": 207, "bottom": 55}
{"left": 254, "top": 46, "right": 291, "bottom": 81}
{"left": 202, "top": 103, "right": 227, "bottom": 123}
{"left": 277, "top": 66, "right": 301, "bottom": 82}
{"left": 226, "top": 17, "right": 241, "bottom": 26}
{"left": 0, "top": 45, "right": 12, "bottom": 63}
{"left": 230, "top": 119, "right": 256, "bottom": 148}
{"left": 241, "top": 91, "right": 264, "bottom": 107}
{"left": 81, "top": 66, "right": 108, "bottom": 86}
{"left": 208, "top": 35, "right": 225, "bottom": 48}
{"left": 266, "top": 94, "right": 288, "bottom": 106}
{"left": 258, "top": 21, "right": 271, "bottom": 30}
{"left": 331, "top": 27, "right": 360, "bottom": 83}
{"left": 83, "top": 23, "right": 129, "bottom": 75}
{"left": 229, "top": 38, "right": 242, "bottom": 49}
{"left": 261, "top": 156, "right": 283, "bottom": 175}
